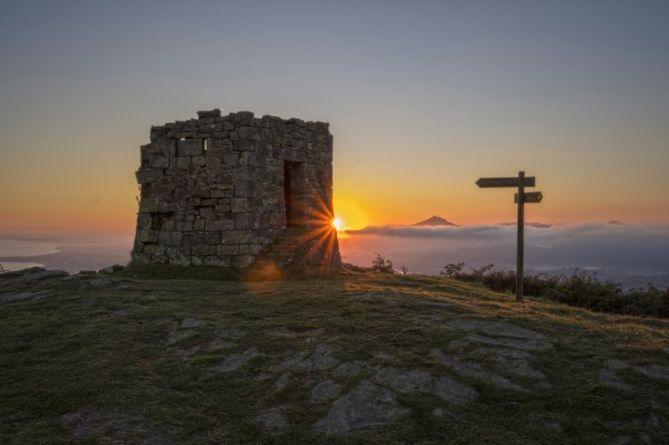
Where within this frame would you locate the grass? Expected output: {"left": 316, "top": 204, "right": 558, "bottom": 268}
{"left": 1, "top": 271, "right": 668, "bottom": 443}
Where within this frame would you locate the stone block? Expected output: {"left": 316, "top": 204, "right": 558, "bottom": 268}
{"left": 176, "top": 221, "right": 193, "bottom": 231}
{"left": 221, "top": 230, "right": 255, "bottom": 244}
{"left": 198, "top": 109, "right": 221, "bottom": 119}
{"left": 217, "top": 245, "right": 239, "bottom": 255}
{"left": 191, "top": 245, "right": 217, "bottom": 256}
{"left": 177, "top": 139, "right": 203, "bottom": 157}
{"left": 233, "top": 255, "right": 255, "bottom": 269}
{"left": 192, "top": 156, "right": 206, "bottom": 167}
{"left": 231, "top": 198, "right": 248, "bottom": 213}
{"left": 138, "top": 230, "right": 158, "bottom": 243}
{"left": 136, "top": 168, "right": 163, "bottom": 184}
{"left": 235, "top": 213, "right": 258, "bottom": 229}
{"left": 176, "top": 157, "right": 191, "bottom": 168}
{"left": 207, "top": 219, "right": 235, "bottom": 231}
{"left": 193, "top": 218, "right": 206, "bottom": 231}
{"left": 239, "top": 243, "right": 263, "bottom": 255}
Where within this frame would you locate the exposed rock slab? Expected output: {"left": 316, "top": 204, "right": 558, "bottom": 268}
{"left": 633, "top": 364, "right": 669, "bottom": 381}
{"left": 213, "top": 348, "right": 260, "bottom": 373}
{"left": 274, "top": 372, "right": 291, "bottom": 392}
{"left": 181, "top": 318, "right": 207, "bottom": 329}
{"left": 311, "top": 379, "right": 341, "bottom": 403}
{"left": 61, "top": 408, "right": 171, "bottom": 444}
{"left": 281, "top": 344, "right": 339, "bottom": 372}
{"left": 372, "top": 367, "right": 433, "bottom": 394}
{"left": 313, "top": 380, "right": 409, "bottom": 433}
{"left": 479, "top": 347, "right": 548, "bottom": 380}
{"left": 257, "top": 406, "right": 289, "bottom": 431}
{"left": 464, "top": 332, "right": 553, "bottom": 352}
{"left": 433, "top": 376, "right": 479, "bottom": 404}
{"left": 0, "top": 291, "right": 48, "bottom": 303}
{"left": 447, "top": 319, "right": 546, "bottom": 340}
{"left": 430, "top": 349, "right": 527, "bottom": 392}
{"left": 332, "top": 361, "right": 364, "bottom": 379}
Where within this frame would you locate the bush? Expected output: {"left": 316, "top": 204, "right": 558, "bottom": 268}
{"left": 371, "top": 253, "right": 395, "bottom": 274}
{"left": 439, "top": 262, "right": 669, "bottom": 318}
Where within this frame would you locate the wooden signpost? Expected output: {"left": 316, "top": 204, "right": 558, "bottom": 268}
{"left": 476, "top": 171, "right": 543, "bottom": 302}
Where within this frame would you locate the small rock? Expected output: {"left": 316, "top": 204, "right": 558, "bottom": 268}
{"left": 0, "top": 291, "right": 47, "bottom": 303}
{"left": 269, "top": 327, "right": 295, "bottom": 337}
{"left": 177, "top": 345, "right": 201, "bottom": 358}
{"left": 210, "top": 339, "right": 237, "bottom": 350}
{"left": 310, "top": 379, "right": 341, "bottom": 403}
{"left": 432, "top": 408, "right": 445, "bottom": 418}
{"left": 332, "top": 361, "right": 363, "bottom": 379}
{"left": 446, "top": 339, "right": 470, "bottom": 352}
{"left": 165, "top": 330, "right": 192, "bottom": 346}
{"left": 217, "top": 328, "right": 245, "bottom": 339}
{"left": 662, "top": 347, "right": 669, "bottom": 356}
{"left": 544, "top": 421, "right": 563, "bottom": 433}
{"left": 633, "top": 364, "right": 669, "bottom": 381}
{"left": 274, "top": 372, "right": 291, "bottom": 392}
{"left": 294, "top": 344, "right": 339, "bottom": 371}
{"left": 372, "top": 367, "right": 433, "bottom": 394}
{"left": 313, "top": 380, "right": 409, "bottom": 433}
{"left": 99, "top": 264, "right": 124, "bottom": 274}
{"left": 213, "top": 348, "right": 260, "bottom": 373}
{"left": 639, "top": 432, "right": 652, "bottom": 445}
{"left": 610, "top": 435, "right": 632, "bottom": 445}
{"left": 599, "top": 368, "right": 633, "bottom": 392}
{"left": 257, "top": 406, "right": 288, "bottom": 431}
{"left": 433, "top": 375, "right": 479, "bottom": 404}
{"left": 181, "top": 318, "right": 207, "bottom": 329}
{"left": 604, "top": 359, "right": 630, "bottom": 371}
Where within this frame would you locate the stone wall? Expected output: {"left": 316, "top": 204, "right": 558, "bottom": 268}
{"left": 131, "top": 109, "right": 341, "bottom": 272}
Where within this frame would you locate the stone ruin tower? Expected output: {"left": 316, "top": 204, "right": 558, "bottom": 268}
{"left": 131, "top": 109, "right": 341, "bottom": 276}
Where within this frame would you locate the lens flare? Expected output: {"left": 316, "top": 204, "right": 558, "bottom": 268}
{"left": 333, "top": 217, "right": 343, "bottom": 230}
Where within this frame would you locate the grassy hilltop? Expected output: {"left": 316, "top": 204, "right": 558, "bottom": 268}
{"left": 1, "top": 268, "right": 668, "bottom": 444}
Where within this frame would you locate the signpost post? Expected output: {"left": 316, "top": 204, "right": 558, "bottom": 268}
{"left": 476, "top": 171, "right": 543, "bottom": 302}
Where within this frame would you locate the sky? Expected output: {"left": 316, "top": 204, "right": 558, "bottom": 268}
{"left": 1, "top": 0, "right": 668, "bottom": 232}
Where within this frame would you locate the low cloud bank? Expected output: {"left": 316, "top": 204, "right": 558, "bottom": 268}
{"left": 340, "top": 224, "right": 669, "bottom": 287}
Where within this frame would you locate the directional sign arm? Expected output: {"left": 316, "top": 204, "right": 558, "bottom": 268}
{"left": 476, "top": 177, "right": 535, "bottom": 188}
{"left": 515, "top": 191, "right": 543, "bottom": 204}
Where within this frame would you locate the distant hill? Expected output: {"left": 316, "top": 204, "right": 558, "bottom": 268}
{"left": 607, "top": 220, "right": 625, "bottom": 225}
{"left": 411, "top": 216, "right": 458, "bottom": 227}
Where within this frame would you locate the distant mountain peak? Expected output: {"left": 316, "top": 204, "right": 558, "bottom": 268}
{"left": 412, "top": 216, "right": 458, "bottom": 227}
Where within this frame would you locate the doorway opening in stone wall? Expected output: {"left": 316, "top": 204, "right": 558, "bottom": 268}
{"left": 284, "top": 161, "right": 305, "bottom": 228}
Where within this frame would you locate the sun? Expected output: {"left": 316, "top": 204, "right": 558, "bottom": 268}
{"left": 332, "top": 217, "right": 343, "bottom": 230}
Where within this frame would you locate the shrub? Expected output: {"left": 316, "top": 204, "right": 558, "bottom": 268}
{"left": 371, "top": 253, "right": 395, "bottom": 274}
{"left": 440, "top": 262, "right": 465, "bottom": 279}
{"left": 440, "top": 262, "right": 669, "bottom": 318}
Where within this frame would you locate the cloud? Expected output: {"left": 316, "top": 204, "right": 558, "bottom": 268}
{"left": 340, "top": 223, "right": 669, "bottom": 280}
{"left": 347, "top": 224, "right": 511, "bottom": 240}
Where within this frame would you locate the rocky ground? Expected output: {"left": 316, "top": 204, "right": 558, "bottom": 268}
{"left": 1, "top": 267, "right": 668, "bottom": 443}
